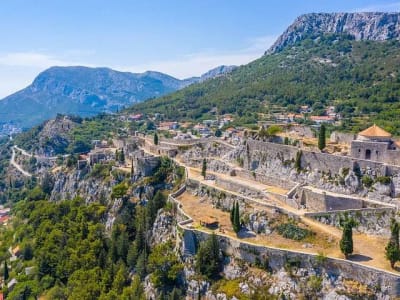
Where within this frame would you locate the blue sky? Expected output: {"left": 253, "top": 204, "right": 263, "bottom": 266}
{"left": 0, "top": 0, "right": 399, "bottom": 97}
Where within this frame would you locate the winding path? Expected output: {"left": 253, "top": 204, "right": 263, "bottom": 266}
{"left": 10, "top": 146, "right": 32, "bottom": 177}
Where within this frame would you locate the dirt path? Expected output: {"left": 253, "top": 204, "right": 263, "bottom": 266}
{"left": 10, "top": 146, "right": 32, "bottom": 177}
{"left": 141, "top": 142, "right": 397, "bottom": 272}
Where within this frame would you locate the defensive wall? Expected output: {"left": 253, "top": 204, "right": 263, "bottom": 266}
{"left": 247, "top": 139, "right": 400, "bottom": 177}
{"left": 168, "top": 179, "right": 400, "bottom": 297}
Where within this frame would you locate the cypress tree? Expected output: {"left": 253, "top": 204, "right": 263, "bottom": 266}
{"left": 386, "top": 218, "right": 400, "bottom": 268}
{"left": 340, "top": 218, "right": 356, "bottom": 259}
{"left": 154, "top": 132, "right": 159, "bottom": 145}
{"left": 233, "top": 201, "right": 240, "bottom": 233}
{"left": 201, "top": 159, "right": 207, "bottom": 179}
{"left": 230, "top": 202, "right": 235, "bottom": 225}
{"left": 3, "top": 260, "right": 9, "bottom": 282}
{"left": 318, "top": 124, "right": 326, "bottom": 151}
{"left": 119, "top": 148, "right": 125, "bottom": 163}
{"left": 130, "top": 158, "right": 134, "bottom": 177}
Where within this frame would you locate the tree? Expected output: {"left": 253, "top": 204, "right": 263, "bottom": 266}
{"left": 130, "top": 158, "right": 134, "bottom": 177}
{"left": 201, "top": 159, "right": 207, "bottom": 179}
{"left": 340, "top": 218, "right": 356, "bottom": 259}
{"left": 295, "top": 150, "right": 302, "bottom": 172}
{"left": 386, "top": 218, "right": 400, "bottom": 268}
{"left": 3, "top": 260, "right": 9, "bottom": 282}
{"left": 196, "top": 233, "right": 222, "bottom": 279}
{"left": 215, "top": 129, "right": 222, "bottom": 137}
{"left": 118, "top": 148, "right": 125, "bottom": 163}
{"left": 318, "top": 124, "right": 326, "bottom": 151}
{"left": 233, "top": 201, "right": 241, "bottom": 233}
{"left": 154, "top": 132, "right": 159, "bottom": 145}
{"left": 230, "top": 202, "right": 235, "bottom": 224}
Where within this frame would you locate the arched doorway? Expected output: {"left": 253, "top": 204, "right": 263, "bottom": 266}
{"left": 365, "top": 149, "right": 371, "bottom": 160}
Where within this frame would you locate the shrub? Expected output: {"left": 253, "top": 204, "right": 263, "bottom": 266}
{"left": 276, "top": 222, "right": 313, "bottom": 241}
{"left": 375, "top": 176, "right": 391, "bottom": 185}
{"left": 362, "top": 175, "right": 373, "bottom": 188}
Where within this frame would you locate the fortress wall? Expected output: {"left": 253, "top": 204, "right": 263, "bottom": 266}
{"left": 330, "top": 131, "right": 356, "bottom": 144}
{"left": 305, "top": 207, "right": 396, "bottom": 237}
{"left": 234, "top": 169, "right": 296, "bottom": 190}
{"left": 183, "top": 229, "right": 400, "bottom": 296}
{"left": 247, "top": 140, "right": 400, "bottom": 177}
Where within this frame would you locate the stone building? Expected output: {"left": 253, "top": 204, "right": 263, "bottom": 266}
{"left": 350, "top": 124, "right": 400, "bottom": 165}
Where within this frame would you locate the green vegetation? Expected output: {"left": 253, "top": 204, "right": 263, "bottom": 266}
{"left": 196, "top": 233, "right": 222, "bottom": 279}
{"left": 130, "top": 35, "right": 400, "bottom": 134}
{"left": 154, "top": 132, "right": 159, "bottom": 145}
{"left": 201, "top": 158, "right": 207, "bottom": 179}
{"left": 276, "top": 222, "right": 314, "bottom": 241}
{"left": 230, "top": 201, "right": 241, "bottom": 234}
{"left": 318, "top": 124, "right": 326, "bottom": 151}
{"left": 385, "top": 218, "right": 400, "bottom": 269}
{"left": 340, "top": 218, "right": 357, "bottom": 259}
{"left": 295, "top": 150, "right": 302, "bottom": 172}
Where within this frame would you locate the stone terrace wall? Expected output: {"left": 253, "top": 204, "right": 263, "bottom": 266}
{"left": 330, "top": 131, "right": 356, "bottom": 145}
{"left": 183, "top": 229, "right": 400, "bottom": 296}
{"left": 305, "top": 207, "right": 396, "bottom": 237}
{"left": 247, "top": 140, "right": 400, "bottom": 177}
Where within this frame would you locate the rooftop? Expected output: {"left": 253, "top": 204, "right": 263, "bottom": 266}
{"left": 359, "top": 124, "right": 392, "bottom": 138}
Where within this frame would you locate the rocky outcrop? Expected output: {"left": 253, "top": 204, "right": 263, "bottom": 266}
{"left": 267, "top": 12, "right": 400, "bottom": 54}
{"left": 50, "top": 167, "right": 112, "bottom": 203}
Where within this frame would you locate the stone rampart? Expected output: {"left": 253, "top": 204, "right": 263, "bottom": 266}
{"left": 305, "top": 207, "right": 396, "bottom": 237}
{"left": 247, "top": 139, "right": 400, "bottom": 177}
{"left": 183, "top": 229, "right": 400, "bottom": 296}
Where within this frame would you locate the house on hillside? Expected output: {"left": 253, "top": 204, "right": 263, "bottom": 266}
{"left": 310, "top": 115, "right": 335, "bottom": 125}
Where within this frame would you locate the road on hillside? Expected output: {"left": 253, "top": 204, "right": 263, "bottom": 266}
{"left": 10, "top": 146, "right": 32, "bottom": 177}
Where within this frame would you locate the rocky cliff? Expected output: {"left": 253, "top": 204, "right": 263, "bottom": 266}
{"left": 267, "top": 12, "right": 400, "bottom": 54}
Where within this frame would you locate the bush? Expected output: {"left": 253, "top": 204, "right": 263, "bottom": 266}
{"left": 276, "top": 222, "right": 313, "bottom": 241}
{"left": 375, "top": 176, "right": 391, "bottom": 185}
{"left": 362, "top": 175, "right": 374, "bottom": 188}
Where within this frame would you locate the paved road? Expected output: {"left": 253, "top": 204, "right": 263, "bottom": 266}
{"left": 10, "top": 146, "right": 32, "bottom": 177}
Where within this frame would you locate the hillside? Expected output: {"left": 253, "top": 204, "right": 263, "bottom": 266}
{"left": 132, "top": 34, "right": 400, "bottom": 134}
{"left": 0, "top": 65, "right": 235, "bottom": 130}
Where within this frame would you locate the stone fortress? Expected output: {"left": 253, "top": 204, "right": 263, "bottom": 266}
{"left": 350, "top": 124, "right": 400, "bottom": 164}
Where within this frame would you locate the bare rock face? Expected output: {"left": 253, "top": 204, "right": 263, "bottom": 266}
{"left": 267, "top": 12, "right": 400, "bottom": 54}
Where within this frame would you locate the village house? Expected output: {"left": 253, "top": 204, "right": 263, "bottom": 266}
{"left": 310, "top": 115, "right": 335, "bottom": 124}
{"left": 157, "top": 121, "right": 179, "bottom": 131}
{"left": 128, "top": 113, "right": 143, "bottom": 121}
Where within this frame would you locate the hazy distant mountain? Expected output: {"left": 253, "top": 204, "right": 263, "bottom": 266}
{"left": 0, "top": 65, "right": 235, "bottom": 129}
{"left": 266, "top": 12, "right": 400, "bottom": 54}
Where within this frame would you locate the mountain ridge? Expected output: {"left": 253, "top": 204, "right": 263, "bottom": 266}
{"left": 266, "top": 12, "right": 400, "bottom": 54}
{"left": 0, "top": 65, "right": 235, "bottom": 130}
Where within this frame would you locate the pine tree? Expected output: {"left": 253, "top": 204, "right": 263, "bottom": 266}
{"left": 318, "top": 124, "right": 326, "bottom": 151}
{"left": 201, "top": 159, "right": 207, "bottom": 179}
{"left": 3, "top": 260, "right": 9, "bottom": 282}
{"left": 386, "top": 218, "right": 400, "bottom": 268}
{"left": 340, "top": 218, "right": 356, "bottom": 259}
{"left": 196, "top": 233, "right": 222, "bottom": 279}
{"left": 154, "top": 132, "right": 159, "bottom": 145}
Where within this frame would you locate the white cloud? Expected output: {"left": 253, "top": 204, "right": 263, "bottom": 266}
{"left": 0, "top": 34, "right": 278, "bottom": 97}
{"left": 354, "top": 1, "right": 400, "bottom": 12}
{"left": 0, "top": 52, "right": 75, "bottom": 68}
{"left": 120, "top": 35, "right": 278, "bottom": 79}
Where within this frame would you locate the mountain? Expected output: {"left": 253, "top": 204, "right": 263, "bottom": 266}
{"left": 0, "top": 65, "right": 235, "bottom": 130}
{"left": 132, "top": 13, "right": 400, "bottom": 134}
{"left": 267, "top": 12, "right": 400, "bottom": 54}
